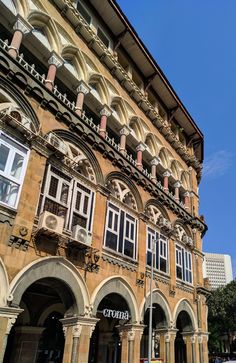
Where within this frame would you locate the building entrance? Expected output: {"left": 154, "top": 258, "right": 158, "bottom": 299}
{"left": 3, "top": 277, "right": 76, "bottom": 363}
{"left": 89, "top": 293, "right": 130, "bottom": 363}
{"left": 174, "top": 311, "right": 193, "bottom": 363}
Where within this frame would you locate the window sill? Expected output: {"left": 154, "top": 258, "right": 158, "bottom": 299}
{"left": 0, "top": 203, "right": 17, "bottom": 226}
{"left": 176, "top": 279, "right": 194, "bottom": 291}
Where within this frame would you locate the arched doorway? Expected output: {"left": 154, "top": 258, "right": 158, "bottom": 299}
{"left": 89, "top": 293, "right": 130, "bottom": 363}
{"left": 3, "top": 257, "right": 89, "bottom": 363}
{"left": 141, "top": 303, "right": 167, "bottom": 359}
{"left": 4, "top": 277, "right": 75, "bottom": 363}
{"left": 174, "top": 311, "right": 193, "bottom": 363}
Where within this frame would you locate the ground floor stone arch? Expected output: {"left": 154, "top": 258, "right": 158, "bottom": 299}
{"left": 89, "top": 276, "right": 143, "bottom": 363}
{"left": 173, "top": 299, "right": 198, "bottom": 363}
{"left": 140, "top": 290, "right": 172, "bottom": 361}
{"left": 2, "top": 257, "right": 91, "bottom": 363}
{"left": 91, "top": 276, "right": 140, "bottom": 323}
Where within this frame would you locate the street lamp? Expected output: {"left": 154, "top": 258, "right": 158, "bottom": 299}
{"left": 148, "top": 235, "right": 158, "bottom": 363}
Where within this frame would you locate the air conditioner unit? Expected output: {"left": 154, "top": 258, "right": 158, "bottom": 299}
{"left": 38, "top": 211, "right": 64, "bottom": 235}
{"left": 72, "top": 225, "right": 92, "bottom": 246}
{"left": 4, "top": 106, "right": 34, "bottom": 132}
{"left": 47, "top": 133, "right": 68, "bottom": 155}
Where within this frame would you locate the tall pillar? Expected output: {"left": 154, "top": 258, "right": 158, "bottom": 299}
{"left": 119, "top": 125, "right": 131, "bottom": 154}
{"left": 60, "top": 316, "right": 98, "bottom": 363}
{"left": 136, "top": 142, "right": 147, "bottom": 171}
{"left": 174, "top": 181, "right": 182, "bottom": 202}
{"left": 165, "top": 329, "right": 177, "bottom": 363}
{"left": 163, "top": 170, "right": 171, "bottom": 191}
{"left": 8, "top": 15, "right": 32, "bottom": 58}
{"left": 0, "top": 307, "right": 23, "bottom": 363}
{"left": 198, "top": 335, "right": 203, "bottom": 363}
{"left": 75, "top": 81, "right": 90, "bottom": 117}
{"left": 118, "top": 324, "right": 144, "bottom": 363}
{"left": 150, "top": 157, "right": 160, "bottom": 183}
{"left": 184, "top": 191, "right": 190, "bottom": 210}
{"left": 45, "top": 52, "right": 64, "bottom": 91}
{"left": 191, "top": 334, "right": 197, "bottom": 363}
{"left": 99, "top": 105, "right": 112, "bottom": 138}
{"left": 182, "top": 333, "right": 193, "bottom": 363}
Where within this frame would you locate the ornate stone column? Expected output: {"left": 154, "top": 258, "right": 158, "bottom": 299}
{"left": 119, "top": 125, "right": 131, "bottom": 154}
{"left": 164, "top": 329, "right": 177, "bottom": 363}
{"left": 99, "top": 105, "right": 112, "bottom": 138}
{"left": 118, "top": 324, "right": 144, "bottom": 363}
{"left": 61, "top": 316, "right": 98, "bottom": 363}
{"left": 182, "top": 333, "right": 193, "bottom": 363}
{"left": 174, "top": 181, "right": 182, "bottom": 202}
{"left": 75, "top": 81, "right": 90, "bottom": 117}
{"left": 45, "top": 52, "right": 64, "bottom": 91}
{"left": 150, "top": 157, "right": 160, "bottom": 183}
{"left": 191, "top": 334, "right": 197, "bottom": 363}
{"left": 198, "top": 335, "right": 205, "bottom": 363}
{"left": 184, "top": 191, "right": 190, "bottom": 210}
{"left": 8, "top": 15, "right": 32, "bottom": 58}
{"left": 136, "top": 142, "right": 147, "bottom": 171}
{"left": 163, "top": 170, "right": 171, "bottom": 191}
{"left": 0, "top": 307, "right": 23, "bottom": 363}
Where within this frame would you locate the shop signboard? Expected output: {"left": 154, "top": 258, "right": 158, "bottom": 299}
{"left": 102, "top": 309, "right": 129, "bottom": 320}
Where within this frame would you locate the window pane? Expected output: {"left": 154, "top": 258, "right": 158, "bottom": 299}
{"left": 160, "top": 258, "right": 167, "bottom": 272}
{"left": 44, "top": 198, "right": 67, "bottom": 219}
{"left": 49, "top": 176, "right": 58, "bottom": 198}
{"left": 125, "top": 220, "right": 130, "bottom": 238}
{"left": 108, "top": 210, "right": 113, "bottom": 229}
{"left": 75, "top": 191, "right": 82, "bottom": 210}
{"left": 114, "top": 213, "right": 118, "bottom": 231}
{"left": 124, "top": 239, "right": 134, "bottom": 258}
{"left": 0, "top": 176, "right": 19, "bottom": 207}
{"left": 0, "top": 144, "right": 9, "bottom": 171}
{"left": 130, "top": 223, "right": 134, "bottom": 240}
{"left": 177, "top": 266, "right": 182, "bottom": 279}
{"left": 106, "top": 230, "right": 117, "bottom": 250}
{"left": 10, "top": 153, "right": 24, "bottom": 179}
{"left": 147, "top": 251, "right": 152, "bottom": 266}
{"left": 60, "top": 183, "right": 69, "bottom": 204}
{"left": 83, "top": 195, "right": 89, "bottom": 214}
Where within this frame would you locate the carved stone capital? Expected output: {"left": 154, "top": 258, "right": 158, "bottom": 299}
{"left": 136, "top": 142, "right": 147, "bottom": 152}
{"left": 100, "top": 105, "right": 112, "bottom": 117}
{"left": 13, "top": 15, "right": 32, "bottom": 34}
{"left": 48, "top": 52, "right": 64, "bottom": 68}
{"left": 174, "top": 181, "right": 182, "bottom": 188}
{"left": 150, "top": 157, "right": 160, "bottom": 166}
{"left": 119, "top": 125, "right": 131, "bottom": 136}
{"left": 76, "top": 80, "right": 90, "bottom": 95}
{"left": 163, "top": 170, "right": 172, "bottom": 178}
{"left": 184, "top": 191, "right": 190, "bottom": 197}
{"left": 72, "top": 324, "right": 82, "bottom": 338}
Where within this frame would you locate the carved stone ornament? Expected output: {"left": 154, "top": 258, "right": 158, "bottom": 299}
{"left": 72, "top": 324, "right": 82, "bottom": 338}
{"left": 100, "top": 105, "right": 112, "bottom": 117}
{"left": 13, "top": 15, "right": 32, "bottom": 34}
{"left": 76, "top": 80, "right": 90, "bottom": 95}
{"left": 48, "top": 52, "right": 64, "bottom": 68}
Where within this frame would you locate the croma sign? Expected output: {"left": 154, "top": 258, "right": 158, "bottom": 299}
{"left": 102, "top": 309, "right": 129, "bottom": 320}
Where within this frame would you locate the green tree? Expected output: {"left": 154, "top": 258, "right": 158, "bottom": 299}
{"left": 207, "top": 280, "right": 236, "bottom": 354}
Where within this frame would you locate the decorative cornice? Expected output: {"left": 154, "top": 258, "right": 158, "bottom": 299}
{"left": 0, "top": 47, "right": 206, "bottom": 234}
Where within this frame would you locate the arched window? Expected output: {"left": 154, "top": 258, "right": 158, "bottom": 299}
{"left": 32, "top": 27, "right": 51, "bottom": 50}
{"left": 104, "top": 179, "right": 138, "bottom": 260}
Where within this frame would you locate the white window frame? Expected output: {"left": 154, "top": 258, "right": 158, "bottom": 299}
{"left": 42, "top": 165, "right": 72, "bottom": 227}
{"left": 105, "top": 203, "right": 120, "bottom": 252}
{"left": 104, "top": 202, "right": 137, "bottom": 260}
{"left": 70, "top": 181, "right": 94, "bottom": 232}
{"left": 0, "top": 131, "right": 29, "bottom": 209}
{"left": 123, "top": 212, "right": 136, "bottom": 258}
{"left": 146, "top": 227, "right": 169, "bottom": 274}
{"left": 176, "top": 244, "right": 193, "bottom": 284}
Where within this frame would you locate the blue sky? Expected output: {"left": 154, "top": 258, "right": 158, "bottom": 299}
{"left": 117, "top": 0, "right": 236, "bottom": 276}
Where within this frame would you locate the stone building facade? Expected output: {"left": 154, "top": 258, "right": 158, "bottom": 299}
{"left": 0, "top": 0, "right": 209, "bottom": 362}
